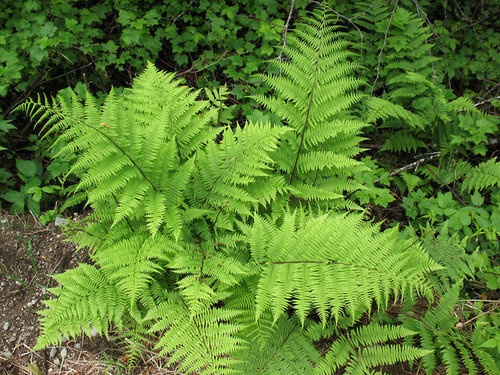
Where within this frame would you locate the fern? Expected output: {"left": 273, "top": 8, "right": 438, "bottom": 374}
{"left": 19, "top": 7, "right": 444, "bottom": 374}
{"left": 461, "top": 157, "right": 500, "bottom": 192}
{"left": 312, "top": 320, "right": 430, "bottom": 374}
{"left": 35, "top": 264, "right": 127, "bottom": 349}
{"left": 241, "top": 211, "right": 440, "bottom": 324}
{"left": 253, "top": 7, "right": 368, "bottom": 204}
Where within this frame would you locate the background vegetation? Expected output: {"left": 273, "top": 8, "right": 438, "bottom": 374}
{"left": 1, "top": 0, "right": 499, "bottom": 373}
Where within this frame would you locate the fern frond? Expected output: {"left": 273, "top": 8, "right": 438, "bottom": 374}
{"left": 35, "top": 264, "right": 127, "bottom": 349}
{"left": 381, "top": 131, "right": 427, "bottom": 153}
{"left": 145, "top": 292, "right": 243, "bottom": 375}
{"left": 461, "top": 157, "right": 500, "bottom": 192}
{"left": 312, "top": 321, "right": 429, "bottom": 375}
{"left": 247, "top": 211, "right": 440, "bottom": 324}
{"left": 254, "top": 6, "right": 367, "bottom": 200}
{"left": 93, "top": 231, "right": 176, "bottom": 307}
{"left": 366, "top": 97, "right": 425, "bottom": 129}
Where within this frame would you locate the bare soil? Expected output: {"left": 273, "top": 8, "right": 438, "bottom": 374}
{"left": 0, "top": 212, "right": 172, "bottom": 375}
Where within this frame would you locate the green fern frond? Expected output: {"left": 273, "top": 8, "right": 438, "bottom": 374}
{"left": 190, "top": 121, "right": 287, "bottom": 222}
{"left": 461, "top": 157, "right": 500, "bottom": 192}
{"left": 93, "top": 231, "right": 176, "bottom": 307}
{"left": 366, "top": 97, "right": 426, "bottom": 130}
{"left": 381, "top": 131, "right": 427, "bottom": 153}
{"left": 35, "top": 264, "right": 127, "bottom": 349}
{"left": 246, "top": 211, "right": 440, "bottom": 324}
{"left": 253, "top": 6, "right": 367, "bottom": 199}
{"left": 312, "top": 321, "right": 429, "bottom": 375}
{"left": 421, "top": 226, "right": 475, "bottom": 289}
{"left": 227, "top": 290, "right": 320, "bottom": 375}
{"left": 145, "top": 292, "right": 243, "bottom": 375}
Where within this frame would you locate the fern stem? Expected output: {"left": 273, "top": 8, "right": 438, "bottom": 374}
{"left": 423, "top": 164, "right": 466, "bottom": 206}
{"left": 111, "top": 193, "right": 135, "bottom": 233}
{"left": 175, "top": 136, "right": 183, "bottom": 163}
{"left": 259, "top": 326, "right": 296, "bottom": 374}
{"left": 266, "top": 260, "right": 381, "bottom": 273}
{"left": 200, "top": 164, "right": 232, "bottom": 207}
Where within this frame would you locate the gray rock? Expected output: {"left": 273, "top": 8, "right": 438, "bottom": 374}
{"left": 2, "top": 322, "right": 9, "bottom": 330}
{"left": 0, "top": 218, "right": 8, "bottom": 224}
{"left": 53, "top": 358, "right": 60, "bottom": 366}
{"left": 74, "top": 343, "right": 81, "bottom": 349}
{"left": 50, "top": 347, "right": 57, "bottom": 358}
{"left": 54, "top": 217, "right": 69, "bottom": 227}
{"left": 90, "top": 327, "right": 98, "bottom": 338}
{"left": 1, "top": 350, "right": 12, "bottom": 358}
{"left": 60, "top": 348, "right": 67, "bottom": 359}
{"left": 61, "top": 335, "right": 68, "bottom": 343}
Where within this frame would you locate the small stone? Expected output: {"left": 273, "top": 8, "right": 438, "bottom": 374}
{"left": 74, "top": 343, "right": 81, "bottom": 349}
{"left": 1, "top": 350, "right": 12, "bottom": 358}
{"left": 60, "top": 348, "right": 67, "bottom": 359}
{"left": 0, "top": 218, "right": 8, "bottom": 224}
{"left": 53, "top": 358, "right": 60, "bottom": 366}
{"left": 50, "top": 348, "right": 57, "bottom": 358}
{"left": 90, "top": 327, "right": 98, "bottom": 338}
{"left": 61, "top": 335, "right": 68, "bottom": 343}
{"left": 2, "top": 322, "right": 9, "bottom": 330}
{"left": 54, "top": 217, "right": 68, "bottom": 227}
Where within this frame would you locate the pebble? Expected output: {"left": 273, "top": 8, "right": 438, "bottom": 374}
{"left": 54, "top": 217, "right": 68, "bottom": 227}
{"left": 74, "top": 343, "right": 81, "bottom": 349}
{"left": 1, "top": 350, "right": 12, "bottom": 358}
{"left": 60, "top": 348, "right": 67, "bottom": 359}
{"left": 3, "top": 322, "right": 9, "bottom": 330}
{"left": 90, "top": 328, "right": 98, "bottom": 338}
{"left": 53, "top": 358, "right": 60, "bottom": 366}
{"left": 50, "top": 348, "right": 57, "bottom": 358}
{"left": 0, "top": 218, "right": 8, "bottom": 224}
{"left": 61, "top": 335, "right": 68, "bottom": 343}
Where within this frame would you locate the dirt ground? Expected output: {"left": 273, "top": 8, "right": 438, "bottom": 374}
{"left": 0, "top": 212, "right": 173, "bottom": 375}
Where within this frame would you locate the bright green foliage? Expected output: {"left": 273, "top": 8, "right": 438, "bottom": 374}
{"left": 36, "top": 263, "right": 127, "bottom": 349}
{"left": 18, "top": 8, "right": 442, "bottom": 373}
{"left": 253, "top": 8, "right": 368, "bottom": 205}
{"left": 462, "top": 158, "right": 500, "bottom": 193}
{"left": 419, "top": 225, "right": 476, "bottom": 290}
{"left": 400, "top": 281, "right": 499, "bottom": 375}
{"left": 242, "top": 211, "right": 438, "bottom": 324}
{"left": 312, "top": 321, "right": 430, "bottom": 374}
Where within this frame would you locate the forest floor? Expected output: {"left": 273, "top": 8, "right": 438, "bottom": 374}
{"left": 0, "top": 212, "right": 175, "bottom": 375}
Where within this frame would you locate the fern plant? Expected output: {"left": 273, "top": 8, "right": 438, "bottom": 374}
{"left": 253, "top": 8, "right": 368, "bottom": 208}
{"left": 19, "top": 7, "right": 442, "bottom": 374}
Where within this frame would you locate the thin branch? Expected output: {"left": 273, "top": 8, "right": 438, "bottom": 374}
{"left": 277, "top": 0, "right": 296, "bottom": 62}
{"left": 423, "top": 164, "right": 466, "bottom": 206}
{"left": 376, "top": 152, "right": 441, "bottom": 182}
{"left": 371, "top": 0, "right": 399, "bottom": 96}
